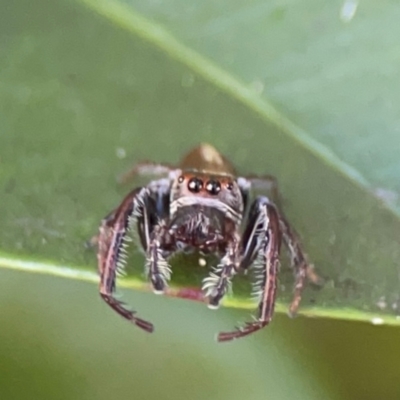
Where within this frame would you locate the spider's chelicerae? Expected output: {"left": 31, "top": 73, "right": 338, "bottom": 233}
{"left": 96, "top": 143, "right": 321, "bottom": 342}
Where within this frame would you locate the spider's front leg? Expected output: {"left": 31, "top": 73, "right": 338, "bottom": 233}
{"left": 217, "top": 197, "right": 281, "bottom": 342}
{"left": 97, "top": 187, "right": 157, "bottom": 333}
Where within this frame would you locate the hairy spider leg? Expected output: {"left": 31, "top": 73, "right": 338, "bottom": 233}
{"left": 240, "top": 175, "right": 322, "bottom": 318}
{"left": 98, "top": 177, "right": 175, "bottom": 333}
{"left": 202, "top": 177, "right": 276, "bottom": 311}
{"left": 116, "top": 160, "right": 179, "bottom": 292}
{"left": 118, "top": 161, "right": 175, "bottom": 185}
{"left": 138, "top": 178, "right": 174, "bottom": 294}
{"left": 217, "top": 197, "right": 281, "bottom": 342}
{"left": 87, "top": 171, "right": 176, "bottom": 249}
{"left": 278, "top": 214, "right": 323, "bottom": 317}
{"left": 98, "top": 187, "right": 155, "bottom": 332}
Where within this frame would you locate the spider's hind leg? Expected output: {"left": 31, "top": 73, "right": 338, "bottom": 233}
{"left": 278, "top": 214, "right": 323, "bottom": 317}
{"left": 118, "top": 161, "right": 177, "bottom": 185}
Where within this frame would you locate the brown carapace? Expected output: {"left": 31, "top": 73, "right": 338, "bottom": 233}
{"left": 96, "top": 143, "right": 321, "bottom": 342}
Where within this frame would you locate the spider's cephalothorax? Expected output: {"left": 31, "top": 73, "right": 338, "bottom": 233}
{"left": 96, "top": 143, "right": 321, "bottom": 341}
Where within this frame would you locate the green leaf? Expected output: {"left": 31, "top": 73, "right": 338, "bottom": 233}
{"left": 1, "top": 0, "right": 400, "bottom": 331}
{"left": 128, "top": 0, "right": 400, "bottom": 207}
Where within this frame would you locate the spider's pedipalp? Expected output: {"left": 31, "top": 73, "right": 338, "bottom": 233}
{"left": 146, "top": 226, "right": 172, "bottom": 294}
{"left": 202, "top": 239, "right": 239, "bottom": 309}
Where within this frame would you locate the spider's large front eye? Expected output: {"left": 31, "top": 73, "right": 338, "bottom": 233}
{"left": 206, "top": 180, "right": 221, "bottom": 195}
{"left": 188, "top": 177, "right": 203, "bottom": 193}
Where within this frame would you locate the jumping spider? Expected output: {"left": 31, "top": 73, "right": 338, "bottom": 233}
{"left": 96, "top": 143, "right": 321, "bottom": 342}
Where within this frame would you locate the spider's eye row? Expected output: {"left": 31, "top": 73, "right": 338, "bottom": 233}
{"left": 226, "top": 182, "right": 233, "bottom": 190}
{"left": 178, "top": 175, "right": 184, "bottom": 184}
{"left": 188, "top": 177, "right": 203, "bottom": 193}
{"left": 206, "top": 180, "right": 221, "bottom": 195}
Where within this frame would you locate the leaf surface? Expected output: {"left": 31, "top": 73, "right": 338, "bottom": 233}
{"left": 1, "top": 0, "right": 399, "bottom": 326}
